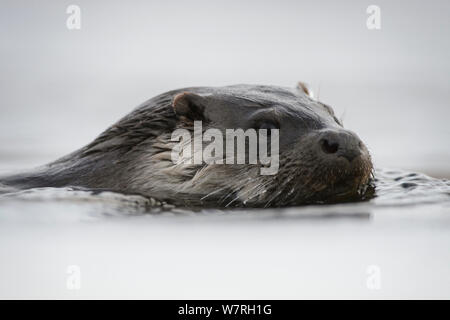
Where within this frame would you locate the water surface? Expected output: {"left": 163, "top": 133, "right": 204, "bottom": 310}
{"left": 1, "top": 0, "right": 449, "bottom": 299}
{"left": 0, "top": 168, "right": 449, "bottom": 299}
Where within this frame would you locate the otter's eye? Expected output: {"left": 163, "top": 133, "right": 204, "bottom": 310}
{"left": 258, "top": 121, "right": 279, "bottom": 131}
{"left": 257, "top": 121, "right": 279, "bottom": 138}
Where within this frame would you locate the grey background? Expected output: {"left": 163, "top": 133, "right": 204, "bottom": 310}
{"left": 1, "top": 0, "right": 449, "bottom": 177}
{"left": 1, "top": 0, "right": 450, "bottom": 300}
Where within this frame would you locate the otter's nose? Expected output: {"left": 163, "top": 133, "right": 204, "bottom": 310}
{"left": 318, "top": 130, "right": 362, "bottom": 162}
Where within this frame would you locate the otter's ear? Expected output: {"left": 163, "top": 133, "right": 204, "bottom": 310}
{"left": 172, "top": 92, "right": 207, "bottom": 120}
{"left": 296, "top": 82, "right": 314, "bottom": 99}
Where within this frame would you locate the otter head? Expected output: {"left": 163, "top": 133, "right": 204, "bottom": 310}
{"left": 135, "top": 83, "right": 374, "bottom": 207}
{"left": 0, "top": 83, "right": 373, "bottom": 207}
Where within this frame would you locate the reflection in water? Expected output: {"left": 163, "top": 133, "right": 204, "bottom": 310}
{"left": 1, "top": 167, "right": 449, "bottom": 299}
{"left": 0, "top": 168, "right": 449, "bottom": 222}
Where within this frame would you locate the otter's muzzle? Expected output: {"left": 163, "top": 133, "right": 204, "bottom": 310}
{"left": 316, "top": 129, "right": 365, "bottom": 163}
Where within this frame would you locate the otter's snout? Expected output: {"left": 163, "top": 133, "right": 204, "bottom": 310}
{"left": 317, "top": 129, "right": 364, "bottom": 163}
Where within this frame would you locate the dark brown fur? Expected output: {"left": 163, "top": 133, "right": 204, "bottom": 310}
{"left": 0, "top": 84, "right": 374, "bottom": 207}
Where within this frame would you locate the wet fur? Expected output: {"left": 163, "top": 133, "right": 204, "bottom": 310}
{"left": 0, "top": 85, "right": 374, "bottom": 207}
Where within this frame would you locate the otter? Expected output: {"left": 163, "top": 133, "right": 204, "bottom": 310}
{"left": 0, "top": 83, "right": 374, "bottom": 207}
